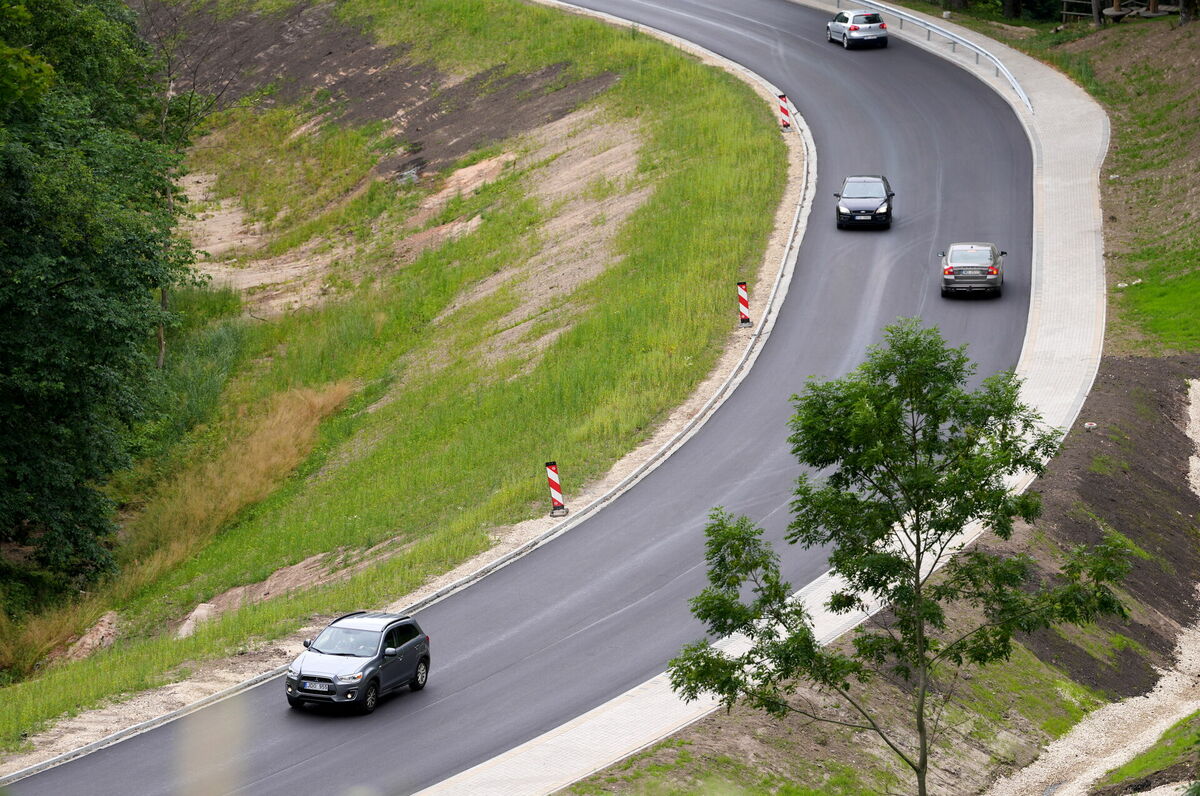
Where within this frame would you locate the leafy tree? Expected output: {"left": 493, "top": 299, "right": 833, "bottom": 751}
{"left": 0, "top": 0, "right": 192, "bottom": 584}
{"left": 670, "top": 319, "right": 1131, "bottom": 796}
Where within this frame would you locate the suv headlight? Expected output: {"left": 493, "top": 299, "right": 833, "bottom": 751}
{"left": 838, "top": 205, "right": 850, "bottom": 214}
{"left": 876, "top": 203, "right": 889, "bottom": 214}
{"left": 336, "top": 671, "right": 364, "bottom": 684}
{"left": 287, "top": 665, "right": 300, "bottom": 678}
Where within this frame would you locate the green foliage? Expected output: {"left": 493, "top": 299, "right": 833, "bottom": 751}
{"left": 0, "top": 0, "right": 192, "bottom": 579}
{"left": 670, "top": 320, "right": 1131, "bottom": 796}
{"left": 1099, "top": 709, "right": 1200, "bottom": 787}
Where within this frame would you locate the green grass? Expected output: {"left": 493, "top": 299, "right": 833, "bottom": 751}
{"left": 958, "top": 642, "right": 1106, "bottom": 738}
{"left": 1099, "top": 709, "right": 1200, "bottom": 787}
{"left": 0, "top": 0, "right": 787, "bottom": 752}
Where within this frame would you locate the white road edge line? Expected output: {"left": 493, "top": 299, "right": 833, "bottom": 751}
{"left": 417, "top": 1, "right": 1109, "bottom": 794}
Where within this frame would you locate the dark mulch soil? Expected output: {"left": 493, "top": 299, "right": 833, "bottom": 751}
{"left": 1020, "top": 355, "right": 1200, "bottom": 695}
{"left": 139, "top": 1, "right": 617, "bottom": 175}
{"left": 1092, "top": 758, "right": 1199, "bottom": 796}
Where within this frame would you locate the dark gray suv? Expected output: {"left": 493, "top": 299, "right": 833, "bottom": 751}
{"left": 285, "top": 611, "right": 430, "bottom": 714}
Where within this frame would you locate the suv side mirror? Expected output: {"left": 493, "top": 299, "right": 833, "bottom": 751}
{"left": 833, "top": 192, "right": 841, "bottom": 198}
{"left": 384, "top": 647, "right": 398, "bottom": 658}
{"left": 887, "top": 191, "right": 895, "bottom": 197}
{"left": 938, "top": 252, "right": 946, "bottom": 258}
{"left": 303, "top": 638, "right": 312, "bottom": 648}
{"left": 999, "top": 250, "right": 1007, "bottom": 256}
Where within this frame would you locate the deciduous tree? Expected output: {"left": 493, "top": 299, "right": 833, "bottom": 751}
{"left": 0, "top": 0, "right": 192, "bottom": 583}
{"left": 670, "top": 319, "right": 1131, "bottom": 796}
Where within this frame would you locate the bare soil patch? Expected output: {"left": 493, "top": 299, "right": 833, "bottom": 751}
{"left": 148, "top": 1, "right": 618, "bottom": 175}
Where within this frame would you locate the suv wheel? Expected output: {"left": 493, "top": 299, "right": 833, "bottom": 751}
{"left": 410, "top": 659, "right": 429, "bottom": 692}
{"left": 358, "top": 681, "right": 379, "bottom": 714}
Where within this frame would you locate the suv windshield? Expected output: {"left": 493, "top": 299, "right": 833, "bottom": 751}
{"left": 312, "top": 627, "right": 382, "bottom": 657}
{"left": 949, "top": 249, "right": 992, "bottom": 264}
{"left": 842, "top": 181, "right": 885, "bottom": 199}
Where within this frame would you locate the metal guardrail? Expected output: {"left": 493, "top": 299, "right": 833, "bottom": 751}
{"left": 835, "top": 0, "right": 1034, "bottom": 114}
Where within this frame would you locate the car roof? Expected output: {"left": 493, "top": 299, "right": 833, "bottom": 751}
{"left": 948, "top": 242, "right": 995, "bottom": 250}
{"left": 845, "top": 175, "right": 885, "bottom": 182}
{"left": 330, "top": 611, "right": 413, "bottom": 631}
{"left": 843, "top": 9, "right": 880, "bottom": 15}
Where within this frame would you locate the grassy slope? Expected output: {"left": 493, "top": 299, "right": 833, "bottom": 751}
{"left": 0, "top": 0, "right": 787, "bottom": 752}
{"left": 570, "top": 12, "right": 1200, "bottom": 796}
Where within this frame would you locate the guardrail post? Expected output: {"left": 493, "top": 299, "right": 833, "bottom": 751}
{"left": 926, "top": 28, "right": 931, "bottom": 40}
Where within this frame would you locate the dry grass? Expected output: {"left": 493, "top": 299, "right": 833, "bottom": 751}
{"left": 0, "top": 384, "right": 352, "bottom": 679}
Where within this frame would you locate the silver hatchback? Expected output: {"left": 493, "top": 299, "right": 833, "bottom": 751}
{"left": 940, "top": 243, "right": 1006, "bottom": 298}
{"left": 826, "top": 10, "right": 889, "bottom": 49}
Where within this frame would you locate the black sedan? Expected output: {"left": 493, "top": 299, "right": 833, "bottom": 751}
{"left": 835, "top": 174, "right": 894, "bottom": 229}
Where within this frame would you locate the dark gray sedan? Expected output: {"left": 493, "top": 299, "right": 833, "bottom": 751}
{"left": 940, "top": 242, "right": 1006, "bottom": 297}
{"left": 835, "top": 175, "right": 894, "bottom": 229}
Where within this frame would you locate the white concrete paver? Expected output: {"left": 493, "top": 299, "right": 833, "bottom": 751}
{"left": 422, "top": 2, "right": 1110, "bottom": 794}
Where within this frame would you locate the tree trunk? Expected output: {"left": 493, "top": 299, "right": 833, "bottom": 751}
{"left": 1182, "top": 0, "right": 1198, "bottom": 24}
{"left": 156, "top": 287, "right": 168, "bottom": 369}
{"left": 1002, "top": 0, "right": 1021, "bottom": 18}
{"left": 1092, "top": 0, "right": 1105, "bottom": 27}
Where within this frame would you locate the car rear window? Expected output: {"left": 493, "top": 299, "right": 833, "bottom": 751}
{"left": 854, "top": 14, "right": 883, "bottom": 23}
{"left": 949, "top": 249, "right": 992, "bottom": 264}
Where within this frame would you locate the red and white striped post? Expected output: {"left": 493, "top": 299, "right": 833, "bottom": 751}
{"left": 777, "top": 94, "right": 792, "bottom": 131}
{"left": 545, "top": 461, "right": 568, "bottom": 517}
{"left": 737, "top": 281, "right": 752, "bottom": 327}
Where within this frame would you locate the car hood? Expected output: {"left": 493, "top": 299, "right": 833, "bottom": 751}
{"left": 840, "top": 196, "right": 887, "bottom": 211}
{"left": 291, "top": 650, "right": 370, "bottom": 678}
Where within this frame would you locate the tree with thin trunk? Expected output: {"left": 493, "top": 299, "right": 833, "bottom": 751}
{"left": 137, "top": 0, "right": 242, "bottom": 368}
{"left": 669, "top": 319, "right": 1132, "bottom": 796}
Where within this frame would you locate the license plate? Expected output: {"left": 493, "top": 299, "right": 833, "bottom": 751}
{"left": 855, "top": 215, "right": 871, "bottom": 220}
{"left": 864, "top": 35, "right": 877, "bottom": 39}
{"left": 303, "top": 681, "right": 330, "bottom": 691}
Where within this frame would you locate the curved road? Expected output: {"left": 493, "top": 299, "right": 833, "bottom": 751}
{"left": 10, "top": 1, "right": 1032, "bottom": 794}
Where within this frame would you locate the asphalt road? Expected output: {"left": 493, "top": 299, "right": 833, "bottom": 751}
{"left": 10, "top": 1, "right": 1032, "bottom": 794}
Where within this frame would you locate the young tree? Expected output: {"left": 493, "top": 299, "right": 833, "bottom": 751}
{"left": 670, "top": 319, "right": 1131, "bottom": 796}
{"left": 136, "top": 0, "right": 243, "bottom": 369}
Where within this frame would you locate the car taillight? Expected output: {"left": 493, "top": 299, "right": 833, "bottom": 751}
{"left": 987, "top": 265, "right": 999, "bottom": 275}
{"left": 425, "top": 635, "right": 430, "bottom": 644}
{"left": 848, "top": 24, "right": 860, "bottom": 30}
{"left": 943, "top": 265, "right": 955, "bottom": 275}
{"left": 880, "top": 22, "right": 887, "bottom": 28}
